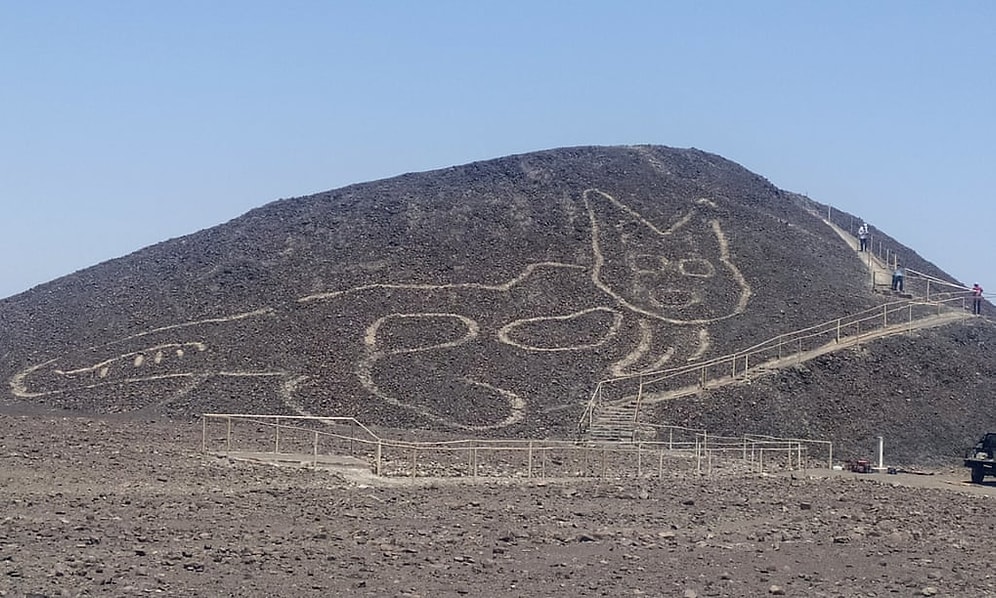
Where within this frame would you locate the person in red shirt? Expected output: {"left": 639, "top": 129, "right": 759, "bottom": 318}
{"left": 971, "top": 283, "right": 984, "bottom": 315}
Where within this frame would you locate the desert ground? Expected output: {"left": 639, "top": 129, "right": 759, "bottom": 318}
{"left": 3, "top": 413, "right": 996, "bottom": 598}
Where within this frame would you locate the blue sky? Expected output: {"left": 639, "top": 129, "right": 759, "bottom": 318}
{"left": 2, "top": 2, "right": 994, "bottom": 299}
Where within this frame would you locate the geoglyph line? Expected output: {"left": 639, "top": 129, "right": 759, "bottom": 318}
{"left": 11, "top": 186, "right": 751, "bottom": 432}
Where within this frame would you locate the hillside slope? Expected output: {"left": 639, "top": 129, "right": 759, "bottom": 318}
{"left": 1, "top": 145, "right": 991, "bottom": 460}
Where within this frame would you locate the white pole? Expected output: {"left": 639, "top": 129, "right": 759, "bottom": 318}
{"left": 878, "top": 436, "right": 884, "bottom": 471}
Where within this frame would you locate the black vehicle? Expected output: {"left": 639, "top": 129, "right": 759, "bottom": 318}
{"left": 964, "top": 433, "right": 996, "bottom": 484}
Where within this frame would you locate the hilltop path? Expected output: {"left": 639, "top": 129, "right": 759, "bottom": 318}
{"left": 584, "top": 211, "right": 975, "bottom": 442}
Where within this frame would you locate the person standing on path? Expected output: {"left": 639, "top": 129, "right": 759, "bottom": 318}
{"left": 972, "top": 283, "right": 984, "bottom": 315}
{"left": 857, "top": 223, "right": 869, "bottom": 252}
{"left": 892, "top": 264, "right": 905, "bottom": 292}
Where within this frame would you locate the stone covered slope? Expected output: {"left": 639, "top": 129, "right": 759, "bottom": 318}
{"left": 660, "top": 318, "right": 996, "bottom": 464}
{"left": 0, "top": 145, "right": 990, "bottom": 458}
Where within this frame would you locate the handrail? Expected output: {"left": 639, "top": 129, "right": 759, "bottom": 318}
{"left": 579, "top": 293, "right": 970, "bottom": 436}
{"left": 202, "top": 413, "right": 382, "bottom": 442}
{"left": 203, "top": 413, "right": 827, "bottom": 477}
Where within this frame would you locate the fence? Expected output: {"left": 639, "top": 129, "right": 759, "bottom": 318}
{"left": 201, "top": 414, "right": 823, "bottom": 479}
{"left": 201, "top": 414, "right": 381, "bottom": 465}
{"left": 579, "top": 294, "right": 968, "bottom": 436}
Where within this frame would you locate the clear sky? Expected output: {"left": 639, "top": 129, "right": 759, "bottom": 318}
{"left": 2, "top": 1, "right": 994, "bottom": 300}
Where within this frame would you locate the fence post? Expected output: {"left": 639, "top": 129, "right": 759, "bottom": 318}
{"left": 528, "top": 441, "right": 533, "bottom": 478}
{"left": 836, "top": 319, "right": 841, "bottom": 343}
{"left": 637, "top": 442, "right": 643, "bottom": 477}
{"left": 201, "top": 417, "right": 206, "bottom": 453}
{"left": 274, "top": 417, "right": 280, "bottom": 454}
{"left": 473, "top": 446, "right": 478, "bottom": 479}
{"left": 411, "top": 447, "right": 417, "bottom": 479}
{"left": 703, "top": 432, "right": 708, "bottom": 472}
{"left": 908, "top": 304, "right": 913, "bottom": 334}
{"left": 731, "top": 353, "right": 737, "bottom": 378}
{"left": 883, "top": 305, "right": 888, "bottom": 327}
{"left": 226, "top": 416, "right": 232, "bottom": 452}
{"left": 696, "top": 436, "right": 701, "bottom": 474}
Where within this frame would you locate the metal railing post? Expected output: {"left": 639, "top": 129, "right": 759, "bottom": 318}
{"left": 528, "top": 441, "right": 533, "bottom": 478}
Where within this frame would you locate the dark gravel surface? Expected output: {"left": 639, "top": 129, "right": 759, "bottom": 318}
{"left": 3, "top": 414, "right": 996, "bottom": 597}
{"left": 1, "top": 144, "right": 992, "bottom": 463}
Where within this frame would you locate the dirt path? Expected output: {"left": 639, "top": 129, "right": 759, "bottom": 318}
{"left": 819, "top": 211, "right": 896, "bottom": 289}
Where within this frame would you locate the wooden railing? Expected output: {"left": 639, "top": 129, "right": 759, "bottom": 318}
{"left": 578, "top": 293, "right": 969, "bottom": 437}
{"left": 201, "top": 413, "right": 826, "bottom": 477}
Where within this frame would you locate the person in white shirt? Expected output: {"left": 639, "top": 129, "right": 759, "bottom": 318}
{"left": 857, "top": 223, "right": 869, "bottom": 252}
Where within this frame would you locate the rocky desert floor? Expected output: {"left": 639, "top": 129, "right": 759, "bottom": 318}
{"left": 2, "top": 413, "right": 996, "bottom": 598}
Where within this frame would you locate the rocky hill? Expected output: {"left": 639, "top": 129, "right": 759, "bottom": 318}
{"left": 1, "top": 145, "right": 993, "bottom": 462}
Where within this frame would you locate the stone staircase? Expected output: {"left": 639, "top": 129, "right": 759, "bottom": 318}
{"left": 586, "top": 402, "right": 638, "bottom": 442}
